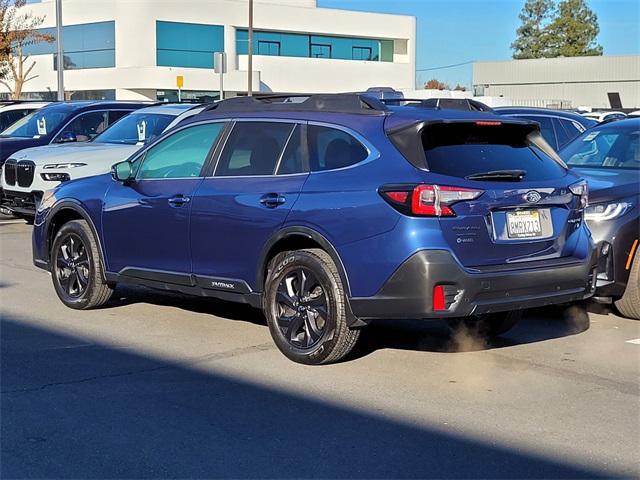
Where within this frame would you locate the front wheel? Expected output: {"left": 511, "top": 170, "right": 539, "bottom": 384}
{"left": 263, "top": 248, "right": 360, "bottom": 365}
{"left": 51, "top": 220, "right": 113, "bottom": 309}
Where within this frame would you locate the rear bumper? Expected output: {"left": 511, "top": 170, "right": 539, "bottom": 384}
{"left": 349, "top": 249, "right": 598, "bottom": 320}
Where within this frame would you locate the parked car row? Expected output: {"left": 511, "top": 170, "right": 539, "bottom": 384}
{"left": 0, "top": 95, "right": 637, "bottom": 364}
{"left": 1, "top": 102, "right": 205, "bottom": 217}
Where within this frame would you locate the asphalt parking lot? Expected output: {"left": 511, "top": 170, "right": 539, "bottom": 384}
{"left": 1, "top": 221, "right": 639, "bottom": 478}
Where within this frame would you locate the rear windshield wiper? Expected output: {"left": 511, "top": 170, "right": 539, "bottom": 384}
{"left": 465, "top": 169, "right": 527, "bottom": 181}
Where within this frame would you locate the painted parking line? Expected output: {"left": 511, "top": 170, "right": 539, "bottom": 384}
{"left": 625, "top": 339, "right": 640, "bottom": 345}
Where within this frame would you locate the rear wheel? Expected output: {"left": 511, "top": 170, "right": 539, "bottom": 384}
{"left": 263, "top": 248, "right": 360, "bottom": 365}
{"left": 51, "top": 220, "right": 113, "bottom": 309}
{"left": 449, "top": 311, "right": 522, "bottom": 337}
{"left": 615, "top": 254, "right": 640, "bottom": 320}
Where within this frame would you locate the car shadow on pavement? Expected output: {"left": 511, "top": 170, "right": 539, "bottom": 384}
{"left": 104, "top": 285, "right": 592, "bottom": 359}
{"left": 1, "top": 316, "right": 612, "bottom": 479}
{"left": 352, "top": 305, "right": 592, "bottom": 358}
{"left": 105, "top": 284, "right": 267, "bottom": 326}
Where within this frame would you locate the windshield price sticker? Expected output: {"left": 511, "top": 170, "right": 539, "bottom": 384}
{"left": 137, "top": 120, "right": 147, "bottom": 143}
{"left": 37, "top": 117, "right": 47, "bottom": 136}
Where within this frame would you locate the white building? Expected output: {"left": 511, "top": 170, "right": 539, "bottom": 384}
{"left": 7, "top": 0, "right": 416, "bottom": 101}
{"left": 473, "top": 55, "right": 640, "bottom": 109}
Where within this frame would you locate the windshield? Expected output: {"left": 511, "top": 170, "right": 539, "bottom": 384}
{"left": 92, "top": 113, "right": 174, "bottom": 145}
{"left": 562, "top": 124, "right": 640, "bottom": 170}
{"left": 0, "top": 108, "right": 71, "bottom": 138}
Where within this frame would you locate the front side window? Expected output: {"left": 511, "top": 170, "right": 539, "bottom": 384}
{"left": 307, "top": 125, "right": 368, "bottom": 172}
{"left": 55, "top": 111, "right": 109, "bottom": 142}
{"left": 138, "top": 123, "right": 225, "bottom": 179}
{"left": 215, "top": 122, "right": 294, "bottom": 177}
{"left": 563, "top": 126, "right": 640, "bottom": 170}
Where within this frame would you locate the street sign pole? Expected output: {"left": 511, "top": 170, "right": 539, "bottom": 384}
{"left": 247, "top": 0, "right": 253, "bottom": 96}
{"left": 214, "top": 52, "right": 227, "bottom": 101}
{"left": 55, "top": 0, "right": 64, "bottom": 101}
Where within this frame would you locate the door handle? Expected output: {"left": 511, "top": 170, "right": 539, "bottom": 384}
{"left": 168, "top": 195, "right": 191, "bottom": 207}
{"left": 260, "top": 193, "right": 286, "bottom": 208}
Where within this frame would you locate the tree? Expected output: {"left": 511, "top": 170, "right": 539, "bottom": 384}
{"left": 0, "top": 0, "right": 54, "bottom": 99}
{"left": 453, "top": 84, "right": 467, "bottom": 92}
{"left": 424, "top": 78, "right": 450, "bottom": 90}
{"left": 546, "top": 0, "right": 603, "bottom": 57}
{"left": 511, "top": 0, "right": 556, "bottom": 59}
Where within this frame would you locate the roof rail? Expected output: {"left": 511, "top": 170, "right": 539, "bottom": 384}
{"left": 203, "top": 94, "right": 389, "bottom": 115}
{"left": 382, "top": 97, "right": 494, "bottom": 113}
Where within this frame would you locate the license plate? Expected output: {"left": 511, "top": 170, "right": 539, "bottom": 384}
{"left": 506, "top": 210, "right": 542, "bottom": 238}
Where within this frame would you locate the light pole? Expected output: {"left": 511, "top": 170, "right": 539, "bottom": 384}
{"left": 247, "top": 0, "right": 253, "bottom": 96}
{"left": 55, "top": 0, "right": 64, "bottom": 101}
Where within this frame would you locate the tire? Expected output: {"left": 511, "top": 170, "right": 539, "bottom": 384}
{"left": 51, "top": 219, "right": 113, "bottom": 310}
{"left": 263, "top": 248, "right": 360, "bottom": 365}
{"left": 449, "top": 310, "right": 522, "bottom": 338}
{"left": 615, "top": 253, "right": 640, "bottom": 320}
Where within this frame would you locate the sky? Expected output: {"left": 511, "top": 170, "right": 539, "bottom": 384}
{"left": 317, "top": 0, "right": 640, "bottom": 89}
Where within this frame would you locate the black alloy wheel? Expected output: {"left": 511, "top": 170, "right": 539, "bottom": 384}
{"left": 55, "top": 233, "right": 90, "bottom": 298}
{"left": 50, "top": 219, "right": 113, "bottom": 309}
{"left": 275, "top": 267, "right": 329, "bottom": 349}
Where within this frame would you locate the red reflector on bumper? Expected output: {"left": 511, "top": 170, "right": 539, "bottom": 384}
{"left": 433, "top": 285, "right": 446, "bottom": 311}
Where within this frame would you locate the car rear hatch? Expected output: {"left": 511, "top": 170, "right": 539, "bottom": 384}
{"left": 387, "top": 118, "right": 587, "bottom": 269}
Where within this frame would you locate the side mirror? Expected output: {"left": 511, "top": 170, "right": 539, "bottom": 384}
{"left": 111, "top": 161, "right": 134, "bottom": 183}
{"left": 56, "top": 131, "right": 77, "bottom": 143}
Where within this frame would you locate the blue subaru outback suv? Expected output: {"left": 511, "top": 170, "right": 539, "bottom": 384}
{"left": 32, "top": 94, "right": 597, "bottom": 364}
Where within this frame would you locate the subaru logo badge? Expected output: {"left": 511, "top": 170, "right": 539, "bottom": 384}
{"left": 523, "top": 190, "right": 542, "bottom": 203}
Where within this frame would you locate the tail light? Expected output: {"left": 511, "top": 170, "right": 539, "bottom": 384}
{"left": 380, "top": 184, "right": 483, "bottom": 217}
{"left": 569, "top": 180, "right": 588, "bottom": 209}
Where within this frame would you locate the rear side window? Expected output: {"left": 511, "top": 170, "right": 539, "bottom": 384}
{"left": 277, "top": 125, "right": 306, "bottom": 175}
{"left": 423, "top": 123, "right": 567, "bottom": 181}
{"left": 307, "top": 125, "right": 368, "bottom": 172}
{"left": 216, "top": 122, "right": 294, "bottom": 176}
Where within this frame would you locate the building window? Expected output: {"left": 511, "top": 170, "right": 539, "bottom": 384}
{"left": 352, "top": 46, "right": 372, "bottom": 61}
{"left": 25, "top": 21, "right": 115, "bottom": 70}
{"left": 310, "top": 43, "right": 331, "bottom": 59}
{"left": 236, "top": 29, "right": 394, "bottom": 62}
{"left": 257, "top": 40, "right": 280, "bottom": 56}
{"left": 156, "top": 21, "right": 224, "bottom": 69}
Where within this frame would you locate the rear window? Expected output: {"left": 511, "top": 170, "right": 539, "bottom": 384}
{"left": 423, "top": 123, "right": 567, "bottom": 181}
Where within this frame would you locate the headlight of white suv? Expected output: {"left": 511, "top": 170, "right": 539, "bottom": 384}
{"left": 584, "top": 201, "right": 631, "bottom": 221}
{"left": 43, "top": 163, "right": 87, "bottom": 169}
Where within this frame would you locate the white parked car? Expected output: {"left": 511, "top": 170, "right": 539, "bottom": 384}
{"left": 0, "top": 101, "right": 50, "bottom": 132}
{"left": 1, "top": 103, "right": 205, "bottom": 219}
{"left": 581, "top": 111, "right": 627, "bottom": 123}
